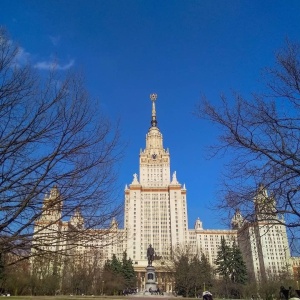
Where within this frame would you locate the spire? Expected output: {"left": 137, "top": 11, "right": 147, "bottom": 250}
{"left": 150, "top": 93, "right": 158, "bottom": 127}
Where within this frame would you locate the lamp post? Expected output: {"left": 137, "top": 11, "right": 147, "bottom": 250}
{"left": 102, "top": 280, "right": 104, "bottom": 295}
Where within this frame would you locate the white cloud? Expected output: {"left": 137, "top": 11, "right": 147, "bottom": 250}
{"left": 49, "top": 35, "right": 60, "bottom": 46}
{"left": 5, "top": 37, "right": 74, "bottom": 71}
{"left": 34, "top": 59, "right": 75, "bottom": 71}
{"left": 13, "top": 46, "right": 30, "bottom": 67}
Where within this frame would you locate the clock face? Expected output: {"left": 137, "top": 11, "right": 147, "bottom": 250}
{"left": 152, "top": 153, "right": 157, "bottom": 159}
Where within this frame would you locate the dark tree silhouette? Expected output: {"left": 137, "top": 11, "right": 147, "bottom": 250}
{"left": 195, "top": 40, "right": 300, "bottom": 248}
{"left": 0, "top": 28, "right": 123, "bottom": 263}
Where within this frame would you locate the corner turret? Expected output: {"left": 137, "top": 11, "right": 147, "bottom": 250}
{"left": 194, "top": 217, "right": 203, "bottom": 231}
{"left": 231, "top": 209, "right": 244, "bottom": 229}
{"left": 254, "top": 183, "right": 276, "bottom": 220}
{"left": 40, "top": 185, "right": 63, "bottom": 221}
{"left": 70, "top": 208, "right": 84, "bottom": 229}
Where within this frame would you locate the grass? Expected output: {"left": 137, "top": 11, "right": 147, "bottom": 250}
{"left": 3, "top": 296, "right": 176, "bottom": 300}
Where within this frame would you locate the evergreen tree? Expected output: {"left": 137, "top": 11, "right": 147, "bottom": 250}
{"left": 121, "top": 252, "right": 136, "bottom": 288}
{"left": 174, "top": 254, "right": 192, "bottom": 297}
{"left": 103, "top": 255, "right": 124, "bottom": 294}
{"left": 189, "top": 255, "right": 203, "bottom": 297}
{"left": 103, "top": 253, "right": 136, "bottom": 294}
{"left": 172, "top": 247, "right": 215, "bottom": 298}
{"left": 215, "top": 237, "right": 233, "bottom": 298}
{"left": 231, "top": 241, "right": 248, "bottom": 284}
{"left": 215, "top": 238, "right": 248, "bottom": 298}
{"left": 199, "top": 253, "right": 213, "bottom": 291}
{"left": 110, "top": 254, "right": 122, "bottom": 274}
{"left": 215, "top": 237, "right": 232, "bottom": 281}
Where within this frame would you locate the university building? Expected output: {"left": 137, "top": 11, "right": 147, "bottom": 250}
{"left": 32, "top": 94, "right": 298, "bottom": 290}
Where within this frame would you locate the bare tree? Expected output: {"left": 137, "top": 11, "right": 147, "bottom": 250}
{"left": 195, "top": 40, "right": 300, "bottom": 247}
{"left": 61, "top": 249, "right": 104, "bottom": 295}
{"left": 0, "top": 28, "right": 123, "bottom": 262}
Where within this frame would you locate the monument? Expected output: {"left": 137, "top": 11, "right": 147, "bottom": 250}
{"left": 145, "top": 244, "right": 157, "bottom": 292}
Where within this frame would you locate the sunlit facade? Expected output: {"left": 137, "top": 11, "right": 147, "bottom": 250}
{"left": 32, "top": 95, "right": 295, "bottom": 286}
{"left": 124, "top": 94, "right": 189, "bottom": 268}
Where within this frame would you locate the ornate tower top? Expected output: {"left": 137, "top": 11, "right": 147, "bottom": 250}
{"left": 150, "top": 93, "right": 158, "bottom": 127}
{"left": 139, "top": 94, "right": 170, "bottom": 187}
{"left": 144, "top": 93, "right": 163, "bottom": 151}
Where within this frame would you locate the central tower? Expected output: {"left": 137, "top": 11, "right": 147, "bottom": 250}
{"left": 139, "top": 93, "right": 171, "bottom": 187}
{"left": 124, "top": 94, "right": 189, "bottom": 267}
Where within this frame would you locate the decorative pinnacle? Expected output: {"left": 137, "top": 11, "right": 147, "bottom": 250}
{"left": 150, "top": 93, "right": 157, "bottom": 102}
{"left": 150, "top": 93, "right": 158, "bottom": 127}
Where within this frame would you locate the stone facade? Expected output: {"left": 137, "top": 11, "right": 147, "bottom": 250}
{"left": 32, "top": 95, "right": 296, "bottom": 288}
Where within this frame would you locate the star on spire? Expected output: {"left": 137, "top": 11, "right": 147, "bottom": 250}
{"left": 150, "top": 93, "right": 158, "bottom": 127}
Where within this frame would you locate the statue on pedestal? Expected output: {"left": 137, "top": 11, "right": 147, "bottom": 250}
{"left": 147, "top": 244, "right": 154, "bottom": 266}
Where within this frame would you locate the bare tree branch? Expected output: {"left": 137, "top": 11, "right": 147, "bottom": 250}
{"left": 195, "top": 40, "right": 300, "bottom": 251}
{"left": 0, "top": 28, "right": 124, "bottom": 262}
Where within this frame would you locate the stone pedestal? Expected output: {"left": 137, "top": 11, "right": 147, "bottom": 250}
{"left": 145, "top": 265, "right": 157, "bottom": 292}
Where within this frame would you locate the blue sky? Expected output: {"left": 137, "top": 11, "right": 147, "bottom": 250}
{"left": 1, "top": 0, "right": 300, "bottom": 229}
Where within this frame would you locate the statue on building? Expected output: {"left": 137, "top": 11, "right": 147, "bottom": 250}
{"left": 171, "top": 171, "right": 178, "bottom": 184}
{"left": 132, "top": 173, "right": 139, "bottom": 184}
{"left": 147, "top": 244, "right": 155, "bottom": 266}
